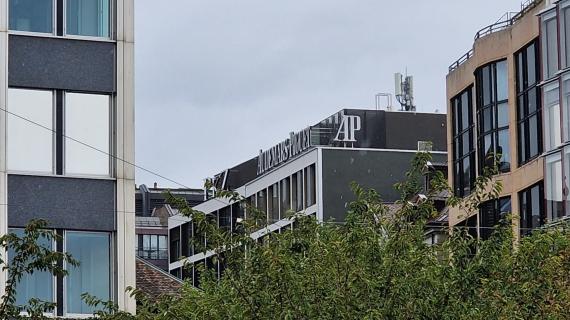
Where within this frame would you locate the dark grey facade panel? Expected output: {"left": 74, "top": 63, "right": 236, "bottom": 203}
{"left": 321, "top": 149, "right": 447, "bottom": 222}
{"left": 384, "top": 112, "right": 447, "bottom": 151}
{"left": 9, "top": 35, "right": 116, "bottom": 93}
{"left": 8, "top": 175, "right": 116, "bottom": 231}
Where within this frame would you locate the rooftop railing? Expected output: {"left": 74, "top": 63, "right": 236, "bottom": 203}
{"left": 449, "top": 0, "right": 543, "bottom": 73}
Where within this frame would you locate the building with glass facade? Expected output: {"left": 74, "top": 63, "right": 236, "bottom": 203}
{"left": 135, "top": 184, "right": 205, "bottom": 271}
{"left": 1, "top": 0, "right": 135, "bottom": 316}
{"left": 168, "top": 108, "right": 447, "bottom": 284}
{"left": 446, "top": 0, "right": 570, "bottom": 238}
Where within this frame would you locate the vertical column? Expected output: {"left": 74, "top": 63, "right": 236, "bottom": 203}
{"left": 0, "top": 0, "right": 8, "bottom": 298}
{"left": 115, "top": 0, "right": 136, "bottom": 313}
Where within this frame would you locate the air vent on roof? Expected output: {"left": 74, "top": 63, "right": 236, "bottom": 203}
{"left": 418, "top": 141, "right": 433, "bottom": 152}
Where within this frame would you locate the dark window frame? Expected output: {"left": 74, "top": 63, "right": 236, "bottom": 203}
{"left": 475, "top": 59, "right": 511, "bottom": 174}
{"left": 479, "top": 196, "right": 511, "bottom": 240}
{"left": 519, "top": 182, "right": 545, "bottom": 236}
{"left": 515, "top": 40, "right": 543, "bottom": 166}
{"left": 451, "top": 86, "right": 476, "bottom": 197}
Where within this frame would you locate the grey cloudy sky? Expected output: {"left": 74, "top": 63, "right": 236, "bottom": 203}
{"left": 134, "top": 0, "right": 522, "bottom": 189}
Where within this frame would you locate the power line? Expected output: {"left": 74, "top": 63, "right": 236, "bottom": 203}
{"left": 0, "top": 106, "right": 192, "bottom": 189}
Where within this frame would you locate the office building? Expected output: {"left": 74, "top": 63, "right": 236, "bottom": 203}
{"left": 135, "top": 184, "right": 205, "bottom": 271}
{"left": 168, "top": 108, "right": 447, "bottom": 284}
{"left": 1, "top": 0, "right": 135, "bottom": 316}
{"left": 446, "top": 0, "right": 570, "bottom": 238}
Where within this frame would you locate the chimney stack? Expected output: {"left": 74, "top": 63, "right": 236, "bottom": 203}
{"left": 153, "top": 182, "right": 157, "bottom": 189}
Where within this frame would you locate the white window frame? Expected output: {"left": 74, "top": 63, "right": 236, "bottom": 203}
{"left": 7, "top": 228, "right": 57, "bottom": 318}
{"left": 63, "top": 230, "right": 114, "bottom": 318}
{"left": 543, "top": 81, "right": 562, "bottom": 152}
{"left": 6, "top": 88, "right": 56, "bottom": 175}
{"left": 63, "top": 91, "right": 113, "bottom": 178}
{"left": 541, "top": 9, "right": 559, "bottom": 81}
{"left": 8, "top": 0, "right": 115, "bottom": 41}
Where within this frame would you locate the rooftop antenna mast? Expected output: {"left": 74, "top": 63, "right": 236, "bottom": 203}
{"left": 394, "top": 72, "right": 416, "bottom": 111}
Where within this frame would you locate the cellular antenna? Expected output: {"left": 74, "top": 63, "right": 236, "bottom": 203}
{"left": 394, "top": 72, "right": 416, "bottom": 111}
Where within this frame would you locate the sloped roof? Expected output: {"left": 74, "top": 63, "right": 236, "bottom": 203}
{"left": 136, "top": 257, "right": 183, "bottom": 300}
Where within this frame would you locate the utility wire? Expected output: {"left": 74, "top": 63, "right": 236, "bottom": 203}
{"left": 0, "top": 106, "right": 192, "bottom": 189}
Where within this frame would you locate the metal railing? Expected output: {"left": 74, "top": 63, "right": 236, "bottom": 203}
{"left": 449, "top": 0, "right": 543, "bottom": 73}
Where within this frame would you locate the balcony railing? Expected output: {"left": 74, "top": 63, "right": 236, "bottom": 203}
{"left": 449, "top": 0, "right": 542, "bottom": 73}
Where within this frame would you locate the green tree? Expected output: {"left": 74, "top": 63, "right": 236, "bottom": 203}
{"left": 0, "top": 219, "right": 77, "bottom": 319}
{"left": 63, "top": 152, "right": 570, "bottom": 319}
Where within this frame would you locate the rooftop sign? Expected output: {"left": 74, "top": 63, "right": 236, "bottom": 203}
{"left": 257, "top": 127, "right": 311, "bottom": 175}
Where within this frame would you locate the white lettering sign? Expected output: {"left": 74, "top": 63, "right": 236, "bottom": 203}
{"left": 334, "top": 115, "right": 361, "bottom": 142}
{"left": 257, "top": 127, "right": 311, "bottom": 175}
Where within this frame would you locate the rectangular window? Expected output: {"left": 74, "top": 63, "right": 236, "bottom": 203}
{"left": 543, "top": 16, "right": 559, "bottom": 80}
{"left": 292, "top": 171, "right": 304, "bottom": 212}
{"left": 564, "top": 6, "right": 570, "bottom": 68}
{"left": 565, "top": 146, "right": 570, "bottom": 216}
{"left": 516, "top": 40, "right": 543, "bottom": 165}
{"left": 65, "top": 92, "right": 110, "bottom": 176}
{"left": 476, "top": 60, "right": 510, "bottom": 174}
{"left": 8, "top": 228, "right": 55, "bottom": 311}
{"left": 304, "top": 165, "right": 316, "bottom": 207}
{"left": 219, "top": 206, "right": 231, "bottom": 231}
{"left": 479, "top": 197, "right": 511, "bottom": 240}
{"left": 65, "top": 231, "right": 110, "bottom": 315}
{"left": 280, "top": 177, "right": 291, "bottom": 216}
{"left": 66, "top": 0, "right": 110, "bottom": 38}
{"left": 138, "top": 234, "right": 168, "bottom": 260}
{"left": 169, "top": 227, "right": 180, "bottom": 263}
{"left": 563, "top": 75, "right": 570, "bottom": 144}
{"left": 544, "top": 83, "right": 562, "bottom": 151}
{"left": 519, "top": 182, "right": 544, "bottom": 236}
{"left": 269, "top": 183, "right": 279, "bottom": 223}
{"left": 7, "top": 88, "right": 54, "bottom": 173}
{"left": 452, "top": 87, "right": 476, "bottom": 197}
{"left": 9, "top": 0, "right": 53, "bottom": 33}
{"left": 7, "top": 89, "right": 112, "bottom": 176}
{"left": 546, "top": 153, "right": 564, "bottom": 221}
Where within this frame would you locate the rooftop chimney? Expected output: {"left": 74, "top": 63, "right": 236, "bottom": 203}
{"left": 153, "top": 182, "right": 157, "bottom": 189}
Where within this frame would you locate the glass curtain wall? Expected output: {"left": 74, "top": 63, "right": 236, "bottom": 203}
{"left": 476, "top": 60, "right": 510, "bottom": 173}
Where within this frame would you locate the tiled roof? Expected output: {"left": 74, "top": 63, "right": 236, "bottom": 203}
{"left": 136, "top": 257, "right": 183, "bottom": 300}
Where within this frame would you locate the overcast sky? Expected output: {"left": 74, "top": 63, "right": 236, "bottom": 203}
{"left": 134, "top": 0, "right": 523, "bottom": 189}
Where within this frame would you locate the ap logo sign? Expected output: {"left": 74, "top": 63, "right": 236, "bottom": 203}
{"left": 334, "top": 115, "right": 361, "bottom": 142}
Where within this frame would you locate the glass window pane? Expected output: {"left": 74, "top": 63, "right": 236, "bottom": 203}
{"left": 8, "top": 228, "right": 54, "bottom": 308}
{"left": 527, "top": 43, "right": 536, "bottom": 86}
{"left": 482, "top": 66, "right": 491, "bottom": 106}
{"left": 564, "top": 79, "right": 570, "bottom": 143}
{"left": 518, "top": 122, "right": 526, "bottom": 162}
{"left": 566, "top": 147, "right": 570, "bottom": 216}
{"left": 66, "top": 232, "right": 110, "bottom": 314}
{"left": 9, "top": 0, "right": 53, "bottom": 33}
{"left": 496, "top": 60, "right": 508, "bottom": 101}
{"left": 483, "top": 107, "right": 492, "bottom": 133}
{"left": 528, "top": 87, "right": 537, "bottom": 115}
{"left": 66, "top": 0, "right": 110, "bottom": 37}
{"left": 461, "top": 132, "right": 470, "bottom": 156}
{"left": 544, "top": 85, "right": 561, "bottom": 151}
{"left": 7, "top": 88, "right": 53, "bottom": 173}
{"left": 497, "top": 102, "right": 509, "bottom": 127}
{"left": 546, "top": 154, "right": 563, "bottom": 221}
{"left": 565, "top": 8, "right": 570, "bottom": 68}
{"left": 546, "top": 18, "right": 559, "bottom": 78}
{"left": 498, "top": 129, "right": 510, "bottom": 172}
{"left": 529, "top": 115, "right": 539, "bottom": 158}
{"left": 280, "top": 178, "right": 290, "bottom": 215}
{"left": 462, "top": 157, "right": 471, "bottom": 195}
{"left": 65, "top": 93, "right": 110, "bottom": 176}
{"left": 461, "top": 91, "right": 470, "bottom": 130}
{"left": 530, "top": 185, "right": 541, "bottom": 228}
